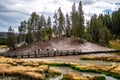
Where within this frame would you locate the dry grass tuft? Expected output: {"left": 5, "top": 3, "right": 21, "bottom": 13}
{"left": 48, "top": 69, "right": 61, "bottom": 75}
{"left": 21, "top": 72, "right": 45, "bottom": 80}
{"left": 63, "top": 72, "right": 88, "bottom": 80}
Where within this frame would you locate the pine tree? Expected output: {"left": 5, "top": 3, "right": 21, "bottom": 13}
{"left": 27, "top": 12, "right": 40, "bottom": 42}
{"left": 112, "top": 8, "right": 120, "bottom": 37}
{"left": 18, "top": 20, "right": 27, "bottom": 44}
{"left": 26, "top": 19, "right": 34, "bottom": 44}
{"left": 71, "top": 2, "right": 77, "bottom": 38}
{"left": 78, "top": 1, "right": 85, "bottom": 40}
{"left": 7, "top": 26, "right": 16, "bottom": 49}
{"left": 40, "top": 15, "right": 47, "bottom": 41}
{"left": 71, "top": 1, "right": 84, "bottom": 42}
{"left": 41, "top": 28, "right": 46, "bottom": 41}
{"left": 40, "top": 15, "right": 46, "bottom": 28}
{"left": 47, "top": 16, "right": 51, "bottom": 27}
{"left": 46, "top": 16, "right": 52, "bottom": 40}
{"left": 58, "top": 7, "right": 65, "bottom": 37}
{"left": 65, "top": 13, "right": 71, "bottom": 37}
{"left": 89, "top": 14, "right": 99, "bottom": 43}
{"left": 88, "top": 14, "right": 111, "bottom": 45}
{"left": 53, "top": 11, "right": 58, "bottom": 37}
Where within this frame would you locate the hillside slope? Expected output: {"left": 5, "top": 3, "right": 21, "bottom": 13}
{"left": 7, "top": 37, "right": 113, "bottom": 54}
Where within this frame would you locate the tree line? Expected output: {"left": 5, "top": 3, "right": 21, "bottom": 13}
{"left": 6, "top": 1, "right": 120, "bottom": 49}
{"left": 86, "top": 9, "right": 120, "bottom": 45}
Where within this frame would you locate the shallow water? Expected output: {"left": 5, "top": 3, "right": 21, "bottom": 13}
{"left": 47, "top": 66, "right": 118, "bottom": 80}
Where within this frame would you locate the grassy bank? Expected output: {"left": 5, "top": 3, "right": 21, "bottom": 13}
{"left": 109, "top": 40, "right": 120, "bottom": 50}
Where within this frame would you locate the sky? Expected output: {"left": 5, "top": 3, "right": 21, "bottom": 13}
{"left": 0, "top": 0, "right": 120, "bottom": 32}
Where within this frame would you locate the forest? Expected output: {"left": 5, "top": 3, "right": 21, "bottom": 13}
{"left": 2, "top": 1, "right": 120, "bottom": 49}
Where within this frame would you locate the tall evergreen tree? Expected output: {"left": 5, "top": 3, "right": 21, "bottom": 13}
{"left": 36, "top": 16, "right": 42, "bottom": 41}
{"left": 47, "top": 16, "right": 51, "bottom": 27}
{"left": 71, "top": 1, "right": 84, "bottom": 41}
{"left": 99, "top": 14, "right": 112, "bottom": 34}
{"left": 7, "top": 26, "right": 16, "bottom": 49}
{"left": 39, "top": 15, "right": 47, "bottom": 40}
{"left": 89, "top": 14, "right": 99, "bottom": 43}
{"left": 112, "top": 8, "right": 120, "bottom": 37}
{"left": 26, "top": 19, "right": 34, "bottom": 44}
{"left": 27, "top": 12, "right": 40, "bottom": 42}
{"left": 71, "top": 2, "right": 78, "bottom": 38}
{"left": 78, "top": 1, "right": 85, "bottom": 39}
{"left": 18, "top": 20, "right": 27, "bottom": 44}
{"left": 40, "top": 15, "right": 46, "bottom": 28}
{"left": 65, "top": 13, "right": 71, "bottom": 37}
{"left": 46, "top": 16, "right": 52, "bottom": 40}
{"left": 88, "top": 14, "right": 111, "bottom": 45}
{"left": 53, "top": 11, "right": 58, "bottom": 37}
{"left": 58, "top": 7, "right": 65, "bottom": 37}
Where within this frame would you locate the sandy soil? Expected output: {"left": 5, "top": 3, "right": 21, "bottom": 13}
{"left": 49, "top": 38, "right": 113, "bottom": 52}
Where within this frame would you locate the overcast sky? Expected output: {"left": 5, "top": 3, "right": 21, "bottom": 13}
{"left": 0, "top": 0, "right": 120, "bottom": 32}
